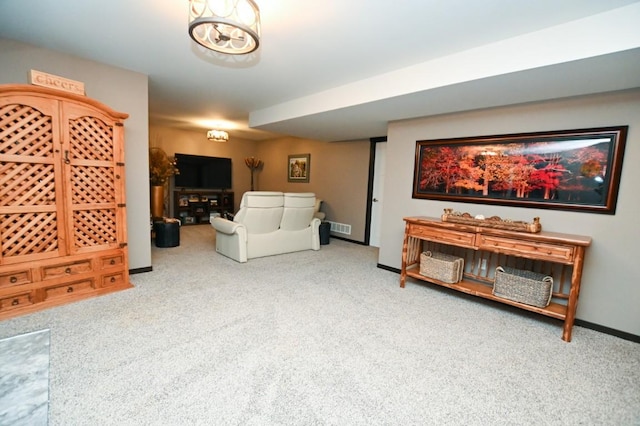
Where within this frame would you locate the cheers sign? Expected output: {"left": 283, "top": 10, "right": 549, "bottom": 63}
{"left": 29, "top": 70, "right": 85, "bottom": 96}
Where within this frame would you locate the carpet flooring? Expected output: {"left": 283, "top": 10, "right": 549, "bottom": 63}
{"left": 0, "top": 225, "right": 638, "bottom": 425}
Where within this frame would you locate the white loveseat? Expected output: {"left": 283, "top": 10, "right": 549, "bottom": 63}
{"left": 210, "top": 191, "right": 321, "bottom": 263}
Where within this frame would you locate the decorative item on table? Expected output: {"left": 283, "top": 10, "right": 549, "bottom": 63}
{"left": 441, "top": 208, "right": 541, "bottom": 233}
{"left": 493, "top": 266, "right": 553, "bottom": 308}
{"left": 419, "top": 251, "right": 464, "bottom": 284}
{"left": 162, "top": 217, "right": 181, "bottom": 225}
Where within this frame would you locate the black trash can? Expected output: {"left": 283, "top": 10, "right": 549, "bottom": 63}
{"left": 154, "top": 221, "right": 180, "bottom": 248}
{"left": 319, "top": 221, "right": 330, "bottom": 245}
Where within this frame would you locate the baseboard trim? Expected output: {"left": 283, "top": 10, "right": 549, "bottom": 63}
{"left": 376, "top": 263, "right": 640, "bottom": 343}
{"left": 130, "top": 266, "right": 152, "bottom": 275}
{"left": 377, "top": 263, "right": 400, "bottom": 273}
{"left": 574, "top": 319, "right": 640, "bottom": 343}
{"left": 330, "top": 235, "right": 368, "bottom": 245}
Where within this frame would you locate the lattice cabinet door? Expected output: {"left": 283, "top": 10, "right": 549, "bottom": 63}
{"left": 0, "top": 96, "right": 68, "bottom": 265}
{"left": 60, "top": 101, "right": 127, "bottom": 256}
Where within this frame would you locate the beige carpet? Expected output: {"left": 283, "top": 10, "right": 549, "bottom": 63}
{"left": 0, "top": 225, "right": 638, "bottom": 425}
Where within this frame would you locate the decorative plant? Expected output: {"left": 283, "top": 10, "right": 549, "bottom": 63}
{"left": 244, "top": 157, "right": 263, "bottom": 190}
{"left": 149, "top": 147, "right": 179, "bottom": 186}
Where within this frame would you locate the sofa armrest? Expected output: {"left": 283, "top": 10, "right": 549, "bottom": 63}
{"left": 211, "top": 217, "right": 244, "bottom": 235}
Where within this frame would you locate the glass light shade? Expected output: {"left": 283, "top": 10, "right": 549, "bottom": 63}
{"left": 207, "top": 130, "right": 229, "bottom": 142}
{"left": 189, "top": 0, "right": 260, "bottom": 55}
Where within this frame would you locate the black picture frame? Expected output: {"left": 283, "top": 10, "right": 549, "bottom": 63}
{"left": 412, "top": 126, "right": 628, "bottom": 214}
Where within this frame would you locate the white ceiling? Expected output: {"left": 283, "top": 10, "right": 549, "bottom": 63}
{"left": 1, "top": 0, "right": 639, "bottom": 141}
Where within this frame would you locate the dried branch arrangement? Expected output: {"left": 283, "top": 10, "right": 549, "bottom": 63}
{"left": 245, "top": 157, "right": 263, "bottom": 190}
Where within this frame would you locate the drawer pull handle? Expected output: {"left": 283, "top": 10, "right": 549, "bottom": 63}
{"left": 10, "top": 276, "right": 17, "bottom": 283}
{"left": 12, "top": 299, "right": 19, "bottom": 306}
{"left": 110, "top": 259, "right": 116, "bottom": 265}
{"left": 110, "top": 277, "right": 116, "bottom": 283}
{"left": 65, "top": 267, "right": 72, "bottom": 274}
{"left": 66, "top": 287, "right": 73, "bottom": 293}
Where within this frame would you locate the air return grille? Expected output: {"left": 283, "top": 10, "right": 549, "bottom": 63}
{"left": 327, "top": 221, "right": 351, "bottom": 235}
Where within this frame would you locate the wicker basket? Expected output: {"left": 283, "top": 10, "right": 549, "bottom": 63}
{"left": 419, "top": 251, "right": 464, "bottom": 284}
{"left": 493, "top": 266, "right": 553, "bottom": 307}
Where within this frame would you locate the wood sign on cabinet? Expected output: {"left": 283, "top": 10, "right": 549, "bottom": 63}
{"left": 0, "top": 84, "right": 132, "bottom": 320}
{"left": 400, "top": 216, "right": 591, "bottom": 342}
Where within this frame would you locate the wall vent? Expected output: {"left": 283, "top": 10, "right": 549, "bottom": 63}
{"left": 327, "top": 221, "right": 351, "bottom": 235}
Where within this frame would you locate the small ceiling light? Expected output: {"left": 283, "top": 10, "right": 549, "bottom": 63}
{"left": 207, "top": 130, "right": 229, "bottom": 142}
{"left": 189, "top": 0, "right": 261, "bottom": 55}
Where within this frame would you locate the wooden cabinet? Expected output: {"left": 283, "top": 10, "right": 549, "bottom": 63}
{"left": 0, "top": 84, "right": 132, "bottom": 320}
{"left": 400, "top": 216, "right": 591, "bottom": 342}
{"left": 174, "top": 190, "right": 234, "bottom": 225}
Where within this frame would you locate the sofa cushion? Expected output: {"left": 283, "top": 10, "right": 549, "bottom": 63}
{"left": 283, "top": 192, "right": 316, "bottom": 208}
{"left": 281, "top": 193, "right": 315, "bottom": 231}
{"left": 240, "top": 191, "right": 284, "bottom": 208}
{"left": 235, "top": 192, "right": 284, "bottom": 234}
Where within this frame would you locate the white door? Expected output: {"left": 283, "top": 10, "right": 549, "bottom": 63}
{"left": 369, "top": 142, "right": 386, "bottom": 247}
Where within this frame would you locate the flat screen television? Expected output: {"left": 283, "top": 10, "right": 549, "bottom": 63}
{"left": 174, "top": 153, "right": 232, "bottom": 190}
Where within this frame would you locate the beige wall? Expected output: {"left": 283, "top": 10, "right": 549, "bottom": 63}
{"left": 255, "top": 137, "right": 370, "bottom": 242}
{"left": 150, "top": 126, "right": 371, "bottom": 242}
{"left": 0, "top": 39, "right": 151, "bottom": 270}
{"left": 379, "top": 89, "right": 640, "bottom": 336}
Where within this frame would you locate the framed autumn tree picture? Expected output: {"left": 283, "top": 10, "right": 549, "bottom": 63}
{"left": 412, "top": 126, "right": 628, "bottom": 214}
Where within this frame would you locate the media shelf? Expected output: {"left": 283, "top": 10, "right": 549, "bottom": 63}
{"left": 174, "top": 190, "right": 234, "bottom": 225}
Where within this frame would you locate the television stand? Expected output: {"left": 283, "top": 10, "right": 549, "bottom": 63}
{"left": 174, "top": 190, "right": 234, "bottom": 225}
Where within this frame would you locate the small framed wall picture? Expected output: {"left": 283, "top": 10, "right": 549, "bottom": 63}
{"left": 288, "top": 154, "right": 310, "bottom": 183}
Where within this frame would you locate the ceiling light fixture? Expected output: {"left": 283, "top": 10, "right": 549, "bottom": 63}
{"left": 207, "top": 129, "right": 229, "bottom": 142}
{"left": 188, "top": 0, "right": 261, "bottom": 55}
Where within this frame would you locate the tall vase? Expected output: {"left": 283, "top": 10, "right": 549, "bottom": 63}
{"left": 150, "top": 185, "right": 165, "bottom": 219}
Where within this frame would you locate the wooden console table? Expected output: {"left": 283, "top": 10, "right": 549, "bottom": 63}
{"left": 400, "top": 216, "right": 591, "bottom": 342}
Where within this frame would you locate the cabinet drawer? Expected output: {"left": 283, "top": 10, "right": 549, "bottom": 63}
{"left": 0, "top": 292, "right": 33, "bottom": 312}
{"left": 100, "top": 254, "right": 124, "bottom": 269}
{"left": 0, "top": 269, "right": 32, "bottom": 289}
{"left": 101, "top": 272, "right": 124, "bottom": 288}
{"left": 478, "top": 235, "right": 575, "bottom": 263}
{"left": 44, "top": 279, "right": 95, "bottom": 300}
{"left": 408, "top": 224, "right": 475, "bottom": 247}
{"left": 42, "top": 260, "right": 92, "bottom": 280}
